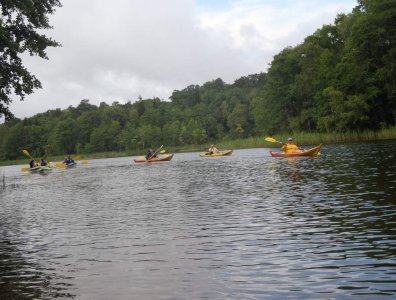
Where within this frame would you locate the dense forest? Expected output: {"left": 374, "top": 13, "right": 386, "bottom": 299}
{"left": 1, "top": 0, "right": 395, "bottom": 160}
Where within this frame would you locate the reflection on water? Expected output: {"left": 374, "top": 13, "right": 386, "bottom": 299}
{"left": 1, "top": 141, "right": 396, "bottom": 299}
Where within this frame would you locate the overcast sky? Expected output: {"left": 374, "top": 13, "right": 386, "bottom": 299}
{"left": 4, "top": 0, "right": 357, "bottom": 120}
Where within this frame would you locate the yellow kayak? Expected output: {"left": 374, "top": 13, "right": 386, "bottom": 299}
{"left": 199, "top": 150, "right": 233, "bottom": 157}
{"left": 270, "top": 145, "right": 321, "bottom": 157}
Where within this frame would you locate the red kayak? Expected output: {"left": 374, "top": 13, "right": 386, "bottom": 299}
{"left": 270, "top": 145, "right": 322, "bottom": 157}
{"left": 134, "top": 154, "right": 174, "bottom": 163}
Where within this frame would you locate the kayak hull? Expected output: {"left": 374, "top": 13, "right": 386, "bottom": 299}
{"left": 30, "top": 166, "right": 54, "bottom": 174}
{"left": 65, "top": 162, "right": 77, "bottom": 168}
{"left": 134, "top": 154, "right": 174, "bottom": 163}
{"left": 270, "top": 145, "right": 322, "bottom": 157}
{"left": 199, "top": 150, "right": 233, "bottom": 157}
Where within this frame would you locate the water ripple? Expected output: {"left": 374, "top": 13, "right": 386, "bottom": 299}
{"left": 1, "top": 142, "right": 396, "bottom": 299}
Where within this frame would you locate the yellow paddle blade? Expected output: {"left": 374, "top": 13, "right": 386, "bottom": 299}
{"left": 74, "top": 155, "right": 81, "bottom": 160}
{"left": 21, "top": 167, "right": 31, "bottom": 172}
{"left": 159, "top": 149, "right": 166, "bottom": 154}
{"left": 22, "top": 149, "right": 32, "bottom": 158}
{"left": 80, "top": 161, "right": 88, "bottom": 164}
{"left": 55, "top": 163, "right": 67, "bottom": 168}
{"left": 265, "top": 137, "right": 278, "bottom": 143}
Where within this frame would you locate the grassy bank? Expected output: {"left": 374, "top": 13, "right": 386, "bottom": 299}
{"left": 265, "top": 127, "right": 396, "bottom": 146}
{"left": 1, "top": 127, "right": 395, "bottom": 167}
{"left": 201, "top": 127, "right": 396, "bottom": 150}
{"left": 147, "top": 127, "right": 396, "bottom": 154}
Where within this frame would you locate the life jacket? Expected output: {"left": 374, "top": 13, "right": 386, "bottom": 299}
{"left": 282, "top": 143, "right": 300, "bottom": 153}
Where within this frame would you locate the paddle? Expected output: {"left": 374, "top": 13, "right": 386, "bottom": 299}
{"left": 55, "top": 163, "right": 67, "bottom": 168}
{"left": 264, "top": 137, "right": 284, "bottom": 145}
{"left": 22, "top": 149, "right": 40, "bottom": 169}
{"left": 70, "top": 155, "right": 88, "bottom": 162}
{"left": 148, "top": 145, "right": 163, "bottom": 160}
{"left": 22, "top": 149, "right": 34, "bottom": 160}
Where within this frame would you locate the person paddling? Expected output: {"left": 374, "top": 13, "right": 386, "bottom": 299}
{"left": 281, "top": 138, "right": 303, "bottom": 153}
{"left": 40, "top": 158, "right": 48, "bottom": 166}
{"left": 63, "top": 156, "right": 75, "bottom": 164}
{"left": 208, "top": 144, "right": 220, "bottom": 154}
{"left": 29, "top": 160, "right": 38, "bottom": 168}
{"left": 145, "top": 149, "right": 158, "bottom": 160}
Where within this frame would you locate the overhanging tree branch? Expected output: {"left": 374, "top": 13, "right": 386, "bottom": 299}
{"left": 0, "top": 0, "right": 62, "bottom": 120}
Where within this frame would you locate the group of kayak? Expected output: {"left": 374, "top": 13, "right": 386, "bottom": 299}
{"left": 23, "top": 155, "right": 79, "bottom": 174}
{"left": 22, "top": 138, "right": 321, "bottom": 171}
{"left": 134, "top": 138, "right": 321, "bottom": 163}
{"left": 133, "top": 144, "right": 233, "bottom": 163}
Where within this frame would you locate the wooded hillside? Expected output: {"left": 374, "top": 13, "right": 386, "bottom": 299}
{"left": 1, "top": 0, "right": 395, "bottom": 160}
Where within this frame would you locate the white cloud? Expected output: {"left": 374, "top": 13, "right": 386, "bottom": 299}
{"left": 197, "top": 0, "right": 355, "bottom": 51}
{"left": 3, "top": 0, "right": 356, "bottom": 120}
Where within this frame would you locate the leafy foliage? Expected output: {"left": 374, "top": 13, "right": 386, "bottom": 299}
{"left": 0, "top": 0, "right": 61, "bottom": 120}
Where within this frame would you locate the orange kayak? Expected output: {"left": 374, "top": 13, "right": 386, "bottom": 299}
{"left": 270, "top": 145, "right": 321, "bottom": 157}
{"left": 134, "top": 154, "right": 174, "bottom": 163}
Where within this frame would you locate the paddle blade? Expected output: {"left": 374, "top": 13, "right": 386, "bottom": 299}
{"left": 22, "top": 149, "right": 32, "bottom": 158}
{"left": 265, "top": 137, "right": 278, "bottom": 143}
{"left": 159, "top": 150, "right": 166, "bottom": 154}
{"left": 21, "top": 167, "right": 31, "bottom": 172}
{"left": 80, "top": 161, "right": 88, "bottom": 164}
{"left": 74, "top": 155, "right": 81, "bottom": 160}
{"left": 55, "top": 163, "right": 67, "bottom": 168}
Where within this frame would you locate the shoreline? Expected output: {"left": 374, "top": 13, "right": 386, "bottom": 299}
{"left": 1, "top": 128, "right": 396, "bottom": 167}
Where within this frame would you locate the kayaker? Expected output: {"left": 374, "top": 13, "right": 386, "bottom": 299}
{"left": 208, "top": 145, "right": 220, "bottom": 154}
{"left": 29, "top": 160, "right": 38, "bottom": 168}
{"left": 63, "top": 156, "right": 75, "bottom": 164}
{"left": 145, "top": 149, "right": 157, "bottom": 160}
{"left": 40, "top": 158, "right": 48, "bottom": 166}
{"left": 282, "top": 138, "right": 302, "bottom": 153}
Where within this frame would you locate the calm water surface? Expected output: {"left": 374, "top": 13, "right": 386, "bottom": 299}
{"left": 1, "top": 141, "right": 396, "bottom": 299}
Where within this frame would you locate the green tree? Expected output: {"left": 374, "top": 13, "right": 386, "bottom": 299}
{"left": 76, "top": 111, "right": 101, "bottom": 151}
{"left": 89, "top": 121, "right": 121, "bottom": 152}
{"left": 136, "top": 124, "right": 162, "bottom": 149}
{"left": 1, "top": 123, "right": 25, "bottom": 159}
{"left": 117, "top": 125, "right": 136, "bottom": 151}
{"left": 163, "top": 121, "right": 182, "bottom": 146}
{"left": 49, "top": 118, "right": 79, "bottom": 154}
{"left": 0, "top": 0, "right": 62, "bottom": 120}
{"left": 227, "top": 103, "right": 249, "bottom": 138}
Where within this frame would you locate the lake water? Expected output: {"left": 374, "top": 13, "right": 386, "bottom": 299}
{"left": 1, "top": 141, "right": 396, "bottom": 299}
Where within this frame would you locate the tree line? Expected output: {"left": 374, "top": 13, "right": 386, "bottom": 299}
{"left": 1, "top": 0, "right": 395, "bottom": 160}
